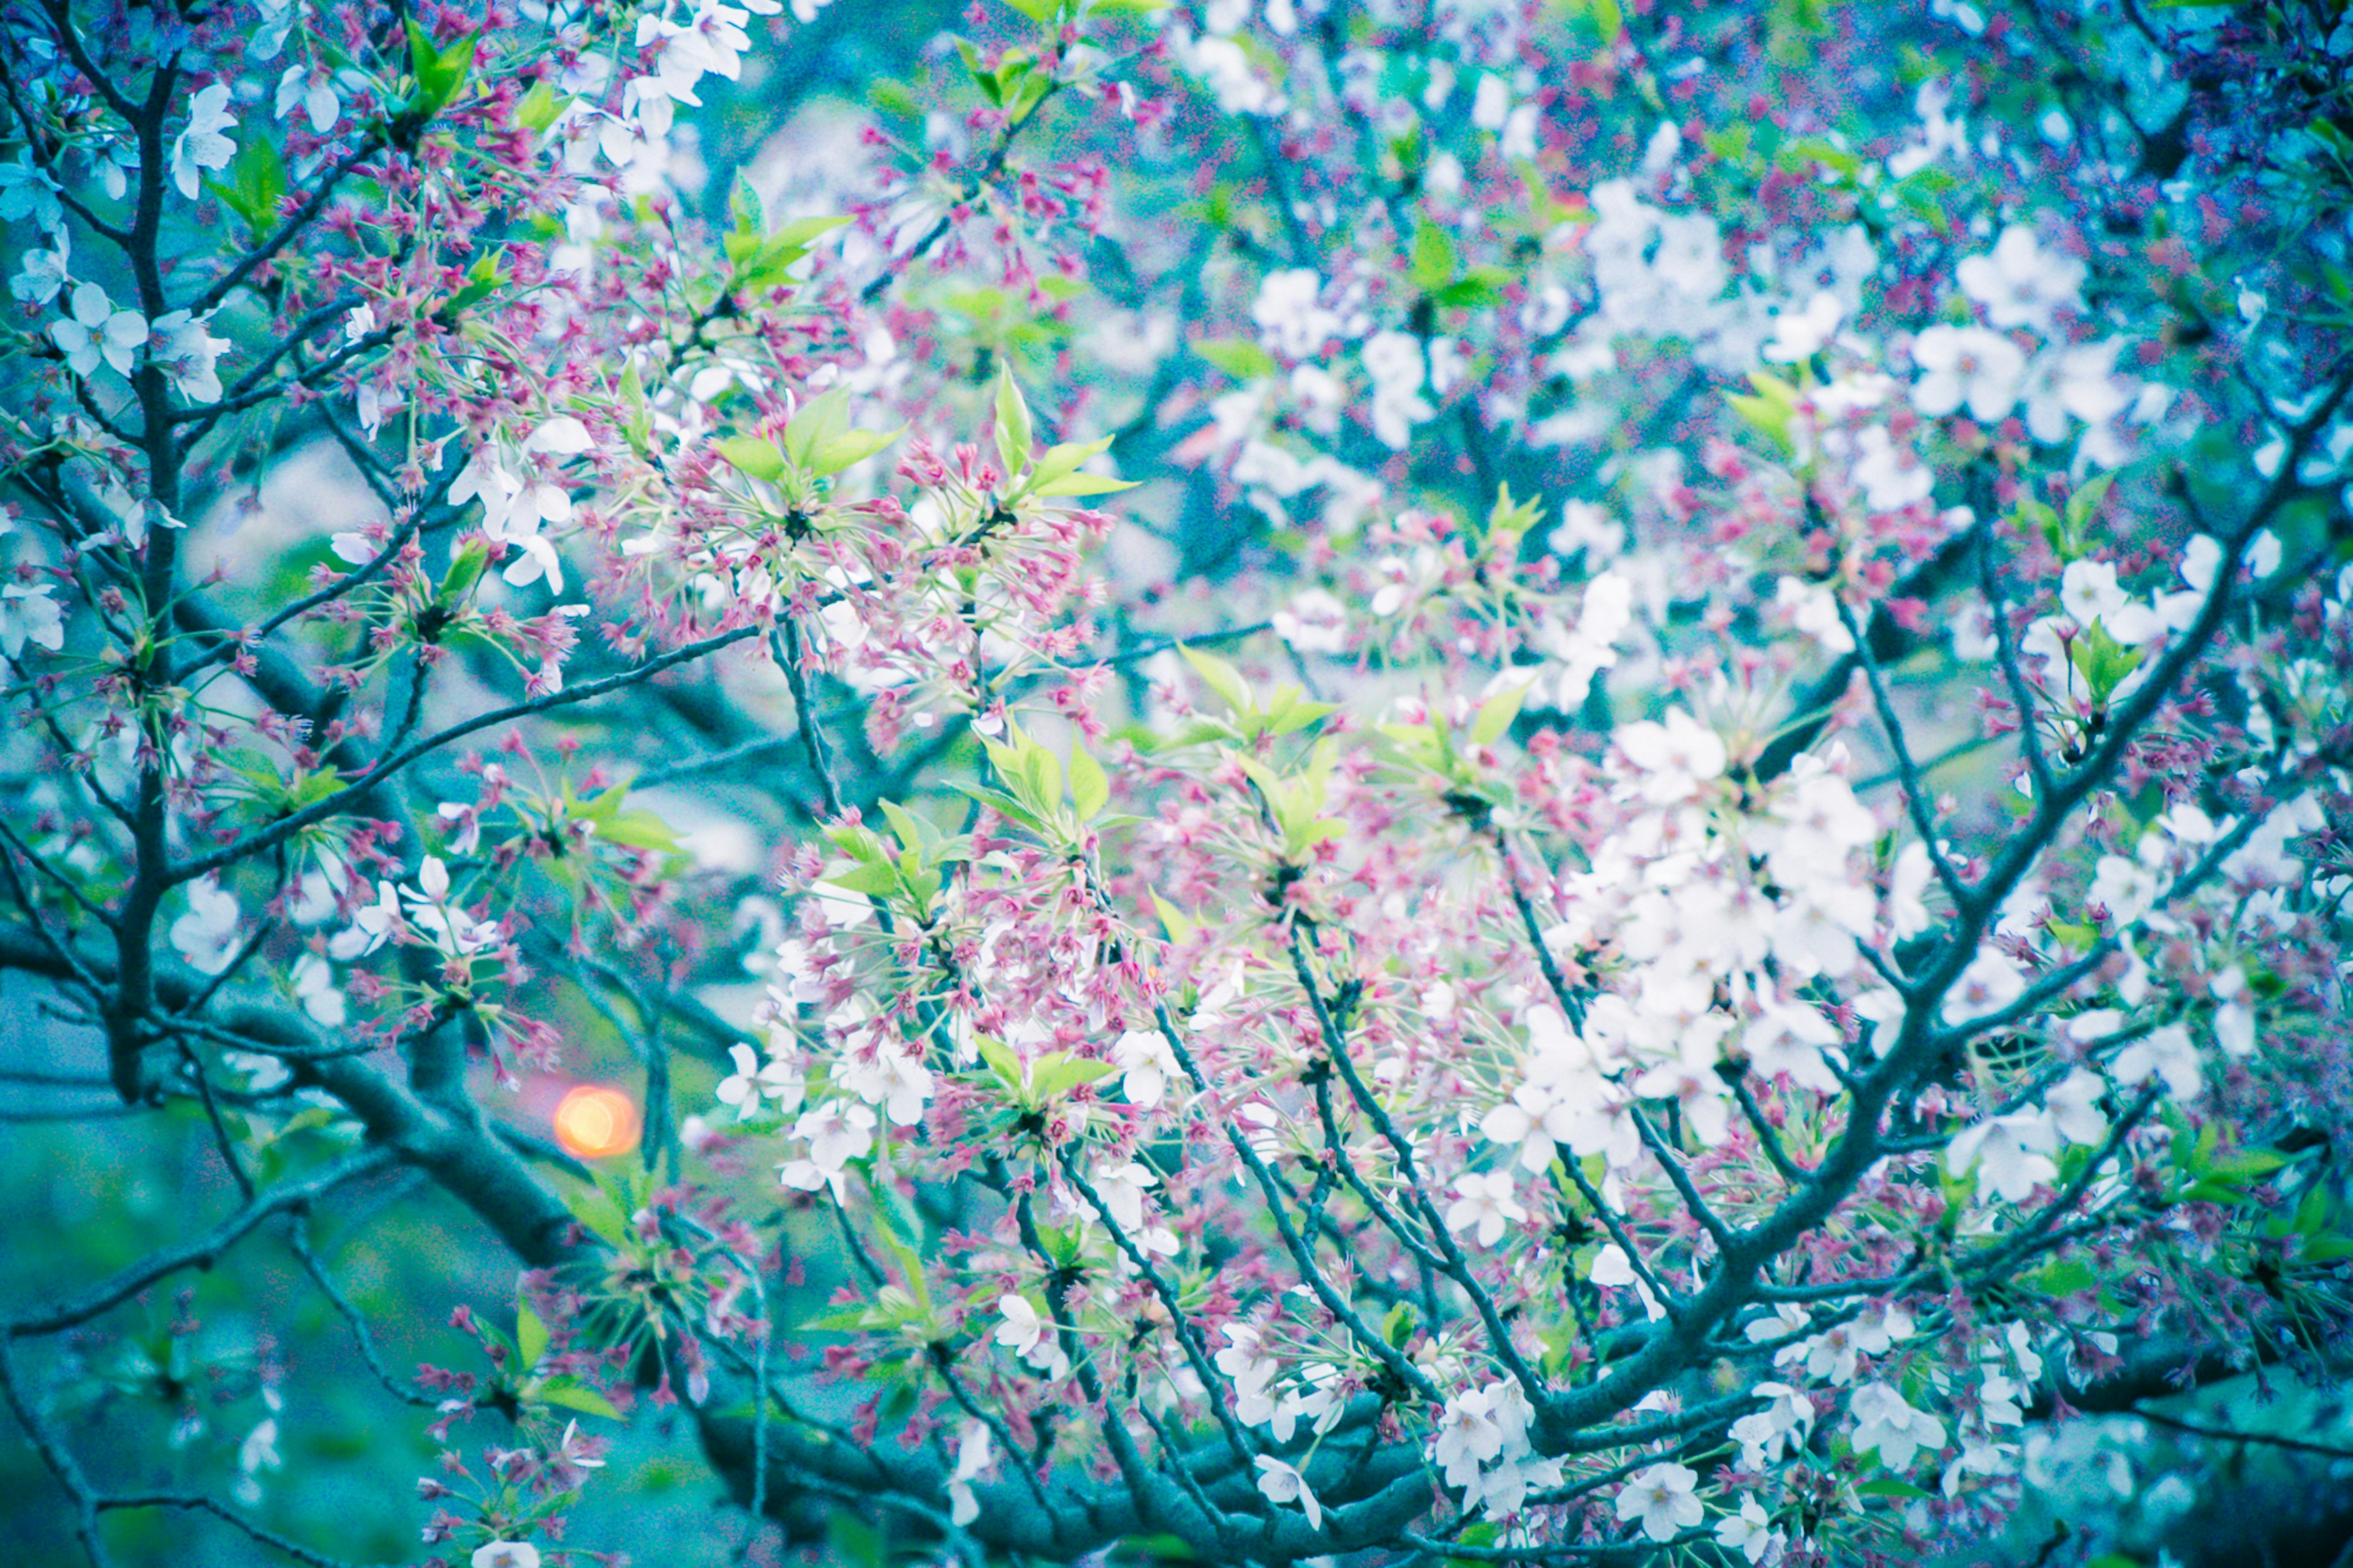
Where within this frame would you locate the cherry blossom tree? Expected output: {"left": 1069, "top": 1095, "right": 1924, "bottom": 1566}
{"left": 2, "top": 0, "right": 2351, "bottom": 1564}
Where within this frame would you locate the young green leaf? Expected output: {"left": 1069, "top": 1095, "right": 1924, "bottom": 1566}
{"left": 993, "top": 363, "right": 1035, "bottom": 479}
{"left": 717, "top": 435, "right": 788, "bottom": 483}
{"left": 1068, "top": 743, "right": 1109, "bottom": 822}
{"left": 516, "top": 1303, "right": 550, "bottom": 1369}
{"left": 1178, "top": 645, "right": 1252, "bottom": 714}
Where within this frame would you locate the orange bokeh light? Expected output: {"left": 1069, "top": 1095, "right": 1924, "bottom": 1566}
{"left": 553, "top": 1085, "right": 642, "bottom": 1161}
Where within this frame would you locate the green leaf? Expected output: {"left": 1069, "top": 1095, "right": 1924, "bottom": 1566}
{"left": 1487, "top": 483, "right": 1545, "bottom": 542}
{"left": 1433, "top": 271, "right": 1506, "bottom": 310}
{"left": 1854, "top": 1476, "right": 1931, "bottom": 1499}
{"left": 567, "top": 1186, "right": 630, "bottom": 1248}
{"left": 439, "top": 538, "right": 492, "bottom": 605}
{"left": 1191, "top": 337, "right": 1276, "bottom": 382}
{"left": 718, "top": 435, "right": 788, "bottom": 483}
{"left": 1016, "top": 740, "right": 1063, "bottom": 817}
{"left": 202, "top": 134, "right": 287, "bottom": 237}
{"left": 950, "top": 782, "right": 1045, "bottom": 831}
{"left": 1150, "top": 893, "right": 1195, "bottom": 943}
{"left": 2204, "top": 1148, "right": 2287, "bottom": 1183}
{"left": 870, "top": 1186, "right": 935, "bottom": 1316}
{"left": 729, "top": 172, "right": 769, "bottom": 240}
{"left": 1470, "top": 680, "right": 1531, "bottom": 747}
{"left": 515, "top": 79, "right": 569, "bottom": 134}
{"left": 828, "top": 1509, "right": 890, "bottom": 1568}
{"left": 826, "top": 861, "right": 900, "bottom": 898}
{"left": 876, "top": 799, "right": 929, "bottom": 857}
{"left": 2066, "top": 472, "right": 2116, "bottom": 534}
{"left": 2068, "top": 621, "right": 2143, "bottom": 705}
{"left": 727, "top": 214, "right": 851, "bottom": 292}
{"left": 1727, "top": 369, "right": 1800, "bottom": 453}
{"left": 1033, "top": 470, "right": 1138, "bottom": 498}
{"left": 782, "top": 390, "right": 850, "bottom": 470}
{"left": 516, "top": 1303, "right": 549, "bottom": 1370}
{"left": 2032, "top": 1257, "right": 2096, "bottom": 1297}
{"left": 1024, "top": 434, "right": 1113, "bottom": 494}
{"left": 1262, "top": 687, "right": 1337, "bottom": 735}
{"left": 1705, "top": 125, "right": 1752, "bottom": 162}
{"left": 1887, "top": 167, "right": 1958, "bottom": 224}
{"left": 1030, "top": 1053, "right": 1118, "bottom": 1099}
{"left": 993, "top": 363, "right": 1035, "bottom": 478}
{"left": 956, "top": 39, "right": 1000, "bottom": 105}
{"left": 869, "top": 78, "right": 920, "bottom": 121}
{"left": 405, "top": 21, "right": 477, "bottom": 118}
{"left": 618, "top": 362, "right": 652, "bottom": 453}
{"left": 594, "top": 807, "right": 679, "bottom": 854}
{"left": 1068, "top": 743, "right": 1109, "bottom": 822}
{"left": 974, "top": 1033, "right": 1025, "bottom": 1092}
{"left": 1779, "top": 135, "right": 1861, "bottom": 178}
{"left": 1178, "top": 645, "right": 1251, "bottom": 713}
{"left": 536, "top": 1376, "right": 623, "bottom": 1422}
{"left": 1382, "top": 1302, "right": 1418, "bottom": 1350}
{"left": 1410, "top": 220, "right": 1458, "bottom": 292}
{"left": 804, "top": 1304, "right": 889, "bottom": 1333}
{"left": 807, "top": 426, "right": 903, "bottom": 478}
{"left": 439, "top": 252, "right": 504, "bottom": 318}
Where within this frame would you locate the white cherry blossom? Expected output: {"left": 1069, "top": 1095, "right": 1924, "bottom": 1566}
{"left": 148, "top": 310, "right": 230, "bottom": 403}
{"left": 1614, "top": 710, "right": 1726, "bottom": 805}
{"left": 472, "top": 1543, "right": 540, "bottom": 1568}
{"left": 1715, "top": 1495, "right": 1781, "bottom": 1565}
{"left": 1849, "top": 426, "right": 1932, "bottom": 512}
{"left": 1540, "top": 569, "right": 1632, "bottom": 707}
{"left": 11, "top": 232, "right": 69, "bottom": 306}
{"left": 2060, "top": 559, "right": 2162, "bottom": 646}
{"left": 1272, "top": 589, "right": 1349, "bottom": 653}
{"left": 292, "top": 953, "right": 346, "bottom": 1027}
{"left": 170, "top": 878, "right": 244, "bottom": 975}
{"left": 1445, "top": 1170, "right": 1527, "bottom": 1246}
{"left": 1615, "top": 1461, "right": 1701, "bottom": 1542}
{"left": 778, "top": 1099, "right": 876, "bottom": 1195}
{"left": 1481, "top": 1007, "right": 1622, "bottom": 1171}
{"left": 1251, "top": 270, "right": 1338, "bottom": 359}
{"left": 1590, "top": 1242, "right": 1665, "bottom": 1320}
{"left": 716, "top": 1043, "right": 805, "bottom": 1119}
{"left": 1763, "top": 290, "right": 1843, "bottom": 364}
{"left": 1957, "top": 226, "right": 2084, "bottom": 331}
{"left": 1941, "top": 947, "right": 2025, "bottom": 1025}
{"left": 1187, "top": 35, "right": 1284, "bottom": 115}
{"left": 50, "top": 282, "right": 148, "bottom": 379}
{"left": 993, "top": 1294, "right": 1055, "bottom": 1365}
{"left": 1113, "top": 1027, "right": 1181, "bottom": 1106}
{"left": 0, "top": 583, "right": 65, "bottom": 657}
{"left": 1947, "top": 1069, "right": 2107, "bottom": 1203}
{"left": 945, "top": 1422, "right": 992, "bottom": 1527}
{"left": 1362, "top": 330, "right": 1434, "bottom": 450}
{"left": 1252, "top": 1456, "right": 1322, "bottom": 1529}
{"left": 0, "top": 150, "right": 62, "bottom": 232}
{"left": 1729, "top": 1381, "right": 1815, "bottom": 1469}
{"left": 2021, "top": 340, "right": 2128, "bottom": 443}
{"left": 172, "top": 83, "right": 238, "bottom": 199}
{"left": 1911, "top": 324, "right": 2027, "bottom": 422}
{"left": 274, "top": 62, "right": 339, "bottom": 132}
{"left": 1433, "top": 1386, "right": 1505, "bottom": 1488}
{"left": 1849, "top": 1380, "right": 1947, "bottom": 1470}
